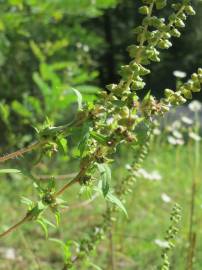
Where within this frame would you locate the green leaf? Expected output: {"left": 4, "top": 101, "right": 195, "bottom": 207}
{"left": 21, "top": 196, "right": 33, "bottom": 206}
{"left": 49, "top": 238, "right": 66, "bottom": 248}
{"left": 90, "top": 131, "right": 108, "bottom": 144}
{"left": 30, "top": 40, "right": 45, "bottom": 62}
{"left": 37, "top": 219, "right": 49, "bottom": 239}
{"left": 155, "top": 0, "right": 167, "bottom": 10}
{"left": 47, "top": 178, "right": 56, "bottom": 192}
{"left": 11, "top": 100, "right": 32, "bottom": 118}
{"left": 37, "top": 217, "right": 56, "bottom": 239}
{"left": 55, "top": 211, "right": 61, "bottom": 227}
{"left": 88, "top": 262, "right": 103, "bottom": 270}
{"left": 41, "top": 217, "right": 56, "bottom": 228}
{"left": 78, "top": 124, "right": 90, "bottom": 157}
{"left": 106, "top": 192, "right": 128, "bottom": 217}
{"left": 0, "top": 169, "right": 21, "bottom": 174}
{"left": 49, "top": 238, "right": 72, "bottom": 261}
{"left": 72, "top": 88, "right": 83, "bottom": 111}
{"left": 97, "top": 163, "right": 111, "bottom": 197}
{"left": 57, "top": 137, "right": 68, "bottom": 155}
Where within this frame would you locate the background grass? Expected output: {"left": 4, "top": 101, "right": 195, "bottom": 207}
{"left": 0, "top": 139, "right": 201, "bottom": 270}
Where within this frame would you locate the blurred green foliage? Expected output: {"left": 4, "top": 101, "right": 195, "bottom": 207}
{"left": 0, "top": 0, "right": 202, "bottom": 148}
{"left": 0, "top": 0, "right": 118, "bottom": 147}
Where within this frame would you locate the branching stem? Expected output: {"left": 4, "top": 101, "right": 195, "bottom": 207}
{"left": 0, "top": 141, "right": 47, "bottom": 163}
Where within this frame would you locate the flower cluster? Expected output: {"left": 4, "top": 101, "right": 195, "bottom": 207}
{"left": 165, "top": 69, "right": 202, "bottom": 105}
{"left": 160, "top": 204, "right": 181, "bottom": 270}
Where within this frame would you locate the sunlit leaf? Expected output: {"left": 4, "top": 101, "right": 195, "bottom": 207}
{"left": 106, "top": 192, "right": 128, "bottom": 217}
{"left": 72, "top": 88, "right": 83, "bottom": 111}
{"left": 97, "top": 163, "right": 111, "bottom": 197}
{"left": 0, "top": 169, "right": 21, "bottom": 174}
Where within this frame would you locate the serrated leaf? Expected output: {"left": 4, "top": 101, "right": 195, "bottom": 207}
{"left": 57, "top": 137, "right": 68, "bottom": 155}
{"left": 37, "top": 219, "right": 49, "bottom": 239}
{"left": 106, "top": 192, "right": 128, "bottom": 217}
{"left": 72, "top": 88, "right": 83, "bottom": 111}
{"left": 97, "top": 163, "right": 111, "bottom": 197}
{"left": 0, "top": 169, "right": 21, "bottom": 174}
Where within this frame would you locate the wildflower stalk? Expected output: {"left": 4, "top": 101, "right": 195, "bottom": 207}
{"left": 108, "top": 208, "right": 116, "bottom": 270}
{"left": 160, "top": 204, "right": 182, "bottom": 270}
{"left": 186, "top": 109, "right": 201, "bottom": 270}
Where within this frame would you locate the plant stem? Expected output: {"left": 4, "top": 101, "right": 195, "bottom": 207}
{"left": 0, "top": 215, "right": 28, "bottom": 238}
{"left": 109, "top": 223, "right": 115, "bottom": 270}
{"left": 186, "top": 111, "right": 200, "bottom": 270}
{"left": 0, "top": 148, "right": 99, "bottom": 238}
{"left": 0, "top": 141, "right": 47, "bottom": 163}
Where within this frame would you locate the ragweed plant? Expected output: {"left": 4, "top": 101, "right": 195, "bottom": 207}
{"left": 0, "top": 0, "right": 201, "bottom": 269}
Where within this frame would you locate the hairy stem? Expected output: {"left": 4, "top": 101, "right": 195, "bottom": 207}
{"left": 0, "top": 141, "right": 47, "bottom": 163}
{"left": 0, "top": 215, "right": 28, "bottom": 238}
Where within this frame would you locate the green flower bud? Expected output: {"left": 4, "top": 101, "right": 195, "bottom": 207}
{"left": 155, "top": 0, "right": 167, "bottom": 10}
{"left": 146, "top": 47, "right": 160, "bottom": 62}
{"left": 175, "top": 18, "right": 185, "bottom": 28}
{"left": 170, "top": 28, "right": 181, "bottom": 38}
{"left": 158, "top": 39, "right": 172, "bottom": 49}
{"left": 129, "top": 62, "right": 140, "bottom": 72}
{"left": 174, "top": 91, "right": 181, "bottom": 97}
{"left": 185, "top": 5, "right": 196, "bottom": 16}
{"left": 169, "top": 13, "right": 177, "bottom": 23}
{"left": 198, "top": 75, "right": 202, "bottom": 84}
{"left": 119, "top": 65, "right": 133, "bottom": 79}
{"left": 119, "top": 106, "right": 130, "bottom": 118}
{"left": 179, "top": 96, "right": 186, "bottom": 104}
{"left": 106, "top": 84, "right": 117, "bottom": 92}
{"left": 197, "top": 69, "right": 202, "bottom": 83}
{"left": 42, "top": 194, "right": 55, "bottom": 205}
{"left": 131, "top": 80, "right": 146, "bottom": 90}
{"left": 139, "top": 64, "right": 150, "bottom": 76}
{"left": 171, "top": 3, "right": 182, "bottom": 11}
{"left": 133, "top": 26, "right": 144, "bottom": 34}
{"left": 192, "top": 82, "right": 201, "bottom": 92}
{"left": 149, "top": 16, "right": 165, "bottom": 28}
{"left": 138, "top": 5, "right": 149, "bottom": 15}
{"left": 191, "top": 73, "right": 198, "bottom": 82}
{"left": 197, "top": 68, "right": 202, "bottom": 75}
{"left": 161, "top": 105, "right": 169, "bottom": 112}
{"left": 164, "top": 89, "right": 174, "bottom": 97}
{"left": 184, "top": 81, "right": 193, "bottom": 90}
{"left": 179, "top": 13, "right": 187, "bottom": 21}
{"left": 163, "top": 32, "right": 171, "bottom": 39}
{"left": 181, "top": 88, "right": 192, "bottom": 99}
{"left": 127, "top": 45, "right": 145, "bottom": 58}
